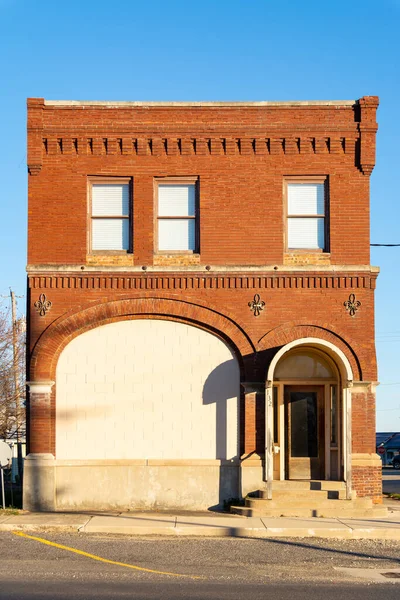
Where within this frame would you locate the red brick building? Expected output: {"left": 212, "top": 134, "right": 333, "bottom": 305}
{"left": 24, "top": 97, "right": 381, "bottom": 514}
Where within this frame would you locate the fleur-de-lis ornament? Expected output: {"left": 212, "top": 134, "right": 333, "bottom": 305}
{"left": 248, "top": 294, "right": 265, "bottom": 317}
{"left": 34, "top": 293, "right": 52, "bottom": 316}
{"left": 344, "top": 293, "right": 361, "bottom": 317}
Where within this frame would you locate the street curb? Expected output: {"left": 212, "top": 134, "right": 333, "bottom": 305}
{"left": 2, "top": 507, "right": 400, "bottom": 540}
{"left": 2, "top": 522, "right": 400, "bottom": 540}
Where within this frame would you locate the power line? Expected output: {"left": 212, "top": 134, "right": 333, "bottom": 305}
{"left": 371, "top": 244, "right": 400, "bottom": 246}
{"left": 376, "top": 331, "right": 400, "bottom": 335}
{"left": 376, "top": 334, "right": 400, "bottom": 338}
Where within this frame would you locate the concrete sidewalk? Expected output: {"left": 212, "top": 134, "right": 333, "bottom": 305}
{"left": 1, "top": 500, "right": 400, "bottom": 540}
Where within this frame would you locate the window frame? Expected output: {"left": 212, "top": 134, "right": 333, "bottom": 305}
{"left": 284, "top": 176, "right": 329, "bottom": 253}
{"left": 154, "top": 176, "right": 199, "bottom": 254}
{"left": 88, "top": 176, "right": 133, "bottom": 254}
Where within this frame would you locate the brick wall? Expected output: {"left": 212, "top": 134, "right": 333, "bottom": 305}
{"left": 27, "top": 98, "right": 378, "bottom": 268}
{"left": 353, "top": 467, "right": 382, "bottom": 503}
{"left": 352, "top": 390, "right": 377, "bottom": 454}
{"left": 26, "top": 97, "right": 380, "bottom": 500}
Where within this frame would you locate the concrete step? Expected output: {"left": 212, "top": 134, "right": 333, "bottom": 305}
{"left": 271, "top": 480, "right": 346, "bottom": 491}
{"left": 258, "top": 489, "right": 348, "bottom": 500}
{"left": 245, "top": 497, "right": 373, "bottom": 510}
{"left": 231, "top": 505, "right": 388, "bottom": 518}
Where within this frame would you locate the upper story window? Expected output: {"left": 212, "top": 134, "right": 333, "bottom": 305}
{"left": 285, "top": 178, "right": 328, "bottom": 251}
{"left": 155, "top": 177, "right": 198, "bottom": 253}
{"left": 89, "top": 178, "right": 132, "bottom": 252}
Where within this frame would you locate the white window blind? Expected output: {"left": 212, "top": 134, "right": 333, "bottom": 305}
{"left": 92, "top": 184, "right": 130, "bottom": 216}
{"left": 158, "top": 185, "right": 195, "bottom": 217}
{"left": 91, "top": 183, "right": 130, "bottom": 251}
{"left": 157, "top": 183, "right": 197, "bottom": 251}
{"left": 287, "top": 182, "right": 325, "bottom": 250}
{"left": 288, "top": 218, "right": 325, "bottom": 249}
{"left": 288, "top": 184, "right": 324, "bottom": 216}
{"left": 92, "top": 219, "right": 129, "bottom": 251}
{"left": 158, "top": 219, "right": 196, "bottom": 251}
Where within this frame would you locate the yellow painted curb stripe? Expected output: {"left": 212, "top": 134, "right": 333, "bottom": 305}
{"left": 12, "top": 531, "right": 202, "bottom": 579}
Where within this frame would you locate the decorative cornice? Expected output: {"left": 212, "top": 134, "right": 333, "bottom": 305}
{"left": 28, "top": 273, "right": 376, "bottom": 290}
{"left": 28, "top": 164, "right": 42, "bottom": 176}
{"left": 27, "top": 99, "right": 44, "bottom": 176}
{"left": 39, "top": 134, "right": 357, "bottom": 157}
{"left": 361, "top": 164, "right": 375, "bottom": 176}
{"left": 37, "top": 125, "right": 359, "bottom": 134}
{"left": 357, "top": 96, "right": 379, "bottom": 176}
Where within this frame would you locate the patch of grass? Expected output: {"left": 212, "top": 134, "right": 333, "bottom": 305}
{"left": 386, "top": 493, "right": 400, "bottom": 501}
{"left": 0, "top": 508, "right": 20, "bottom": 516}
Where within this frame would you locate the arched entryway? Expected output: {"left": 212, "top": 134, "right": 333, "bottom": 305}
{"left": 265, "top": 338, "right": 353, "bottom": 498}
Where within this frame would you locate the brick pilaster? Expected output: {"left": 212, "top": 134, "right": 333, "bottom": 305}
{"left": 26, "top": 381, "right": 54, "bottom": 455}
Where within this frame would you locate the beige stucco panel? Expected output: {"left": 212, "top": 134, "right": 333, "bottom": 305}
{"left": 56, "top": 319, "right": 240, "bottom": 461}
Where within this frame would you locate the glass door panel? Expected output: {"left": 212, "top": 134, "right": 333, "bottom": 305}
{"left": 285, "top": 386, "right": 324, "bottom": 480}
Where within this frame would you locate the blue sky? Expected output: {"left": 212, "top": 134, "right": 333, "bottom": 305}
{"left": 0, "top": 0, "right": 399, "bottom": 429}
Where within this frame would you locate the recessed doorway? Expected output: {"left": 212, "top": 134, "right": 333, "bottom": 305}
{"left": 284, "top": 385, "right": 325, "bottom": 480}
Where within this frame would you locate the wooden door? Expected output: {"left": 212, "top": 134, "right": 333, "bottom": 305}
{"left": 284, "top": 386, "right": 325, "bottom": 480}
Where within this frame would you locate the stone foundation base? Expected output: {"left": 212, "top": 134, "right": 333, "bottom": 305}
{"left": 240, "top": 454, "right": 264, "bottom": 497}
{"left": 23, "top": 453, "right": 384, "bottom": 511}
{"left": 23, "top": 454, "right": 56, "bottom": 511}
{"left": 23, "top": 456, "right": 241, "bottom": 511}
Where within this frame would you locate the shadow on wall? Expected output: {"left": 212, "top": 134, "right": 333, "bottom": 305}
{"left": 203, "top": 358, "right": 241, "bottom": 510}
{"left": 24, "top": 457, "right": 68, "bottom": 512}
{"left": 201, "top": 346, "right": 293, "bottom": 511}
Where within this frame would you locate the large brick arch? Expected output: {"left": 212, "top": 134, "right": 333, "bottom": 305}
{"left": 257, "top": 323, "right": 364, "bottom": 381}
{"left": 30, "top": 297, "right": 255, "bottom": 381}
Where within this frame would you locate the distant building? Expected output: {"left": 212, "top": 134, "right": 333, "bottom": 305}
{"left": 24, "top": 96, "right": 381, "bottom": 513}
{"left": 376, "top": 432, "right": 400, "bottom": 466}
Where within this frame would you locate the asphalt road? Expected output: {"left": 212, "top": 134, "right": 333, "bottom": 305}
{"left": 383, "top": 467, "right": 400, "bottom": 495}
{"left": 1, "top": 532, "right": 399, "bottom": 599}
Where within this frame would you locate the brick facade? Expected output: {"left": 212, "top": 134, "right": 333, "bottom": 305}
{"left": 26, "top": 97, "right": 381, "bottom": 509}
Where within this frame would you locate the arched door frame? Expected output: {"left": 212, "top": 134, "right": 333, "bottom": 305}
{"left": 264, "top": 338, "right": 354, "bottom": 500}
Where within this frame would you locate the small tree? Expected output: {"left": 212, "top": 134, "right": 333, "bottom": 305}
{"left": 0, "top": 302, "right": 26, "bottom": 452}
